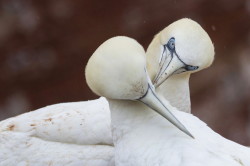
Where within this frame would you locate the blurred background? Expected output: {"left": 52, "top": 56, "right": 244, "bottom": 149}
{"left": 0, "top": 0, "right": 250, "bottom": 145}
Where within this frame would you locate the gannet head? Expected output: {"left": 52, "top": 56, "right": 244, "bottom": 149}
{"left": 86, "top": 36, "right": 148, "bottom": 100}
{"left": 86, "top": 36, "right": 194, "bottom": 138}
{"left": 147, "top": 18, "right": 215, "bottom": 87}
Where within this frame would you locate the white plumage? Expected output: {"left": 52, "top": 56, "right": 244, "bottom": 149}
{"left": 0, "top": 131, "right": 113, "bottom": 166}
{"left": 0, "top": 18, "right": 250, "bottom": 166}
{"left": 0, "top": 98, "right": 114, "bottom": 166}
{"left": 110, "top": 99, "right": 250, "bottom": 166}
{"left": 0, "top": 98, "right": 112, "bottom": 145}
{"left": 2, "top": 99, "right": 249, "bottom": 166}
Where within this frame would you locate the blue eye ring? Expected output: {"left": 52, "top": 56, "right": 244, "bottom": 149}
{"left": 166, "top": 37, "right": 175, "bottom": 51}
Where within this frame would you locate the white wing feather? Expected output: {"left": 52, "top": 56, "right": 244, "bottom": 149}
{"left": 0, "top": 97, "right": 114, "bottom": 166}
{"left": 1, "top": 97, "right": 250, "bottom": 166}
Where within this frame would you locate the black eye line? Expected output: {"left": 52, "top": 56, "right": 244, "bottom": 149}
{"left": 164, "top": 37, "right": 188, "bottom": 66}
{"left": 172, "top": 46, "right": 198, "bottom": 70}
{"left": 160, "top": 37, "right": 199, "bottom": 75}
{"left": 160, "top": 45, "right": 166, "bottom": 63}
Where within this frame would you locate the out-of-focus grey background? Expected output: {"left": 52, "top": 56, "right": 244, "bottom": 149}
{"left": 0, "top": 0, "right": 250, "bottom": 145}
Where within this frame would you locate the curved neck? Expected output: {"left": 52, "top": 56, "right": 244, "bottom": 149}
{"left": 107, "top": 98, "right": 189, "bottom": 165}
{"left": 107, "top": 99, "right": 181, "bottom": 143}
{"left": 156, "top": 73, "right": 191, "bottom": 113}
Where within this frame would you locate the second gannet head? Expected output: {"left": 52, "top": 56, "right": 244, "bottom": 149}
{"left": 85, "top": 36, "right": 194, "bottom": 138}
{"left": 147, "top": 18, "right": 215, "bottom": 87}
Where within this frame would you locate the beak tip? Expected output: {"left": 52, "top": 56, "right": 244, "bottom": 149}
{"left": 186, "top": 130, "right": 195, "bottom": 139}
{"left": 180, "top": 126, "right": 194, "bottom": 139}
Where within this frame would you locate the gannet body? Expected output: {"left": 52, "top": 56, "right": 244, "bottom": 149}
{"left": 0, "top": 98, "right": 114, "bottom": 166}
{"left": 0, "top": 98, "right": 112, "bottom": 145}
{"left": 110, "top": 100, "right": 250, "bottom": 166}
{"left": 0, "top": 131, "right": 114, "bottom": 166}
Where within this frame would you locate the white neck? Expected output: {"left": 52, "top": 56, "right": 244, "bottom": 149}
{"left": 108, "top": 99, "right": 188, "bottom": 165}
{"left": 156, "top": 73, "right": 191, "bottom": 113}
{"left": 108, "top": 100, "right": 151, "bottom": 143}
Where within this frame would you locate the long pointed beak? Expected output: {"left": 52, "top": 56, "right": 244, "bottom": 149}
{"left": 153, "top": 50, "right": 198, "bottom": 87}
{"left": 138, "top": 85, "right": 194, "bottom": 138}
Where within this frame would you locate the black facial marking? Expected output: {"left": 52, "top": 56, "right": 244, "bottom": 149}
{"left": 164, "top": 37, "right": 199, "bottom": 72}
{"left": 185, "top": 65, "right": 199, "bottom": 71}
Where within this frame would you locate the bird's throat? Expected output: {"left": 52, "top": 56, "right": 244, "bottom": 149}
{"left": 156, "top": 73, "right": 191, "bottom": 113}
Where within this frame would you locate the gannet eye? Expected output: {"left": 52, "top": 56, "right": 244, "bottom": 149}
{"left": 166, "top": 37, "right": 175, "bottom": 51}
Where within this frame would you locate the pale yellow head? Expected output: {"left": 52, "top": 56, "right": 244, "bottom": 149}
{"left": 85, "top": 36, "right": 148, "bottom": 100}
{"left": 146, "top": 18, "right": 215, "bottom": 87}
